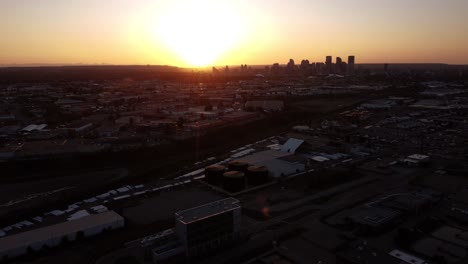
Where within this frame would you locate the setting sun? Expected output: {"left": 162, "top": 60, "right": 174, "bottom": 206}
{"left": 155, "top": 0, "right": 245, "bottom": 67}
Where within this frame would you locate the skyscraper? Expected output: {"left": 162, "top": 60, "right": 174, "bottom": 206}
{"left": 326, "top": 56, "right": 332, "bottom": 74}
{"left": 336, "top": 57, "right": 343, "bottom": 74}
{"left": 347, "top": 56, "right": 355, "bottom": 75}
{"left": 336, "top": 57, "right": 342, "bottom": 64}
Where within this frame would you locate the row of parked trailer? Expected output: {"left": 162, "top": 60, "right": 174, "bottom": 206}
{"left": 0, "top": 183, "right": 145, "bottom": 238}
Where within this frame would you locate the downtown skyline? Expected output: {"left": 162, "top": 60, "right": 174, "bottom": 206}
{"left": 1, "top": 0, "right": 468, "bottom": 67}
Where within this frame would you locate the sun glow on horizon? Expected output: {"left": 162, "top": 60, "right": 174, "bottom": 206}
{"left": 1, "top": 1, "right": 467, "bottom": 65}
{"left": 155, "top": 0, "right": 246, "bottom": 67}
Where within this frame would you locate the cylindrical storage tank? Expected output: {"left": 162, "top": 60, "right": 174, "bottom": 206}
{"left": 204, "top": 164, "right": 226, "bottom": 185}
{"left": 223, "top": 171, "right": 245, "bottom": 193}
{"left": 228, "top": 160, "right": 249, "bottom": 173}
{"left": 246, "top": 165, "right": 269, "bottom": 186}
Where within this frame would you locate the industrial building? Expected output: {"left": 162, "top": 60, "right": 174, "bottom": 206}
{"left": 205, "top": 159, "right": 272, "bottom": 193}
{"left": 0, "top": 211, "right": 124, "bottom": 260}
{"left": 412, "top": 237, "right": 466, "bottom": 263}
{"left": 432, "top": 226, "right": 468, "bottom": 249}
{"left": 239, "top": 138, "right": 306, "bottom": 178}
{"left": 346, "top": 206, "right": 402, "bottom": 234}
{"left": 175, "top": 197, "right": 241, "bottom": 257}
{"left": 402, "top": 154, "right": 430, "bottom": 167}
{"left": 377, "top": 192, "right": 435, "bottom": 213}
{"left": 240, "top": 149, "right": 305, "bottom": 178}
{"left": 336, "top": 241, "right": 402, "bottom": 264}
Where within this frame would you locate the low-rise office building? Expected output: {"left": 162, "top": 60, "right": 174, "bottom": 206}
{"left": 175, "top": 197, "right": 241, "bottom": 257}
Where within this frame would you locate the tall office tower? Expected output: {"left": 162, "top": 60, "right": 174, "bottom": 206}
{"left": 175, "top": 198, "right": 241, "bottom": 257}
{"left": 336, "top": 57, "right": 343, "bottom": 74}
{"left": 336, "top": 57, "right": 342, "bottom": 65}
{"left": 347, "top": 56, "right": 355, "bottom": 75}
{"left": 326, "top": 56, "right": 332, "bottom": 74}
{"left": 316, "top": 62, "right": 324, "bottom": 74}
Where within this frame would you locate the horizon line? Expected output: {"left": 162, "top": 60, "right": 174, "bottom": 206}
{"left": 1, "top": 62, "right": 468, "bottom": 69}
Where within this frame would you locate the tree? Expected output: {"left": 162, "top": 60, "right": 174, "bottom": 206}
{"left": 300, "top": 59, "right": 310, "bottom": 71}
{"left": 271, "top": 63, "right": 281, "bottom": 75}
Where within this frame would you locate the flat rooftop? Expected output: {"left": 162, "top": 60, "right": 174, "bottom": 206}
{"left": 337, "top": 242, "right": 402, "bottom": 264}
{"left": 175, "top": 198, "right": 240, "bottom": 225}
{"left": 0, "top": 211, "right": 124, "bottom": 254}
{"left": 347, "top": 206, "right": 401, "bottom": 227}
{"left": 241, "top": 149, "right": 291, "bottom": 164}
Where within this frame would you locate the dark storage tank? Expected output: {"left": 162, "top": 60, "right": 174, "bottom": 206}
{"left": 228, "top": 160, "right": 249, "bottom": 173}
{"left": 223, "top": 171, "right": 245, "bottom": 193}
{"left": 204, "top": 164, "right": 226, "bottom": 185}
{"left": 246, "top": 165, "right": 269, "bottom": 186}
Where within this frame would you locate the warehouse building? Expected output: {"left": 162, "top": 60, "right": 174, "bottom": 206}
{"left": 239, "top": 138, "right": 306, "bottom": 178}
{"left": 0, "top": 211, "right": 124, "bottom": 260}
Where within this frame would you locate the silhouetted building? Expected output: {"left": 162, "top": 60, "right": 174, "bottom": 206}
{"left": 326, "top": 56, "right": 333, "bottom": 74}
{"left": 336, "top": 57, "right": 342, "bottom": 65}
{"left": 336, "top": 57, "right": 343, "bottom": 74}
{"left": 271, "top": 63, "right": 281, "bottom": 75}
{"left": 175, "top": 198, "right": 241, "bottom": 257}
{"left": 286, "top": 59, "right": 295, "bottom": 74}
{"left": 300, "top": 59, "right": 310, "bottom": 72}
{"left": 316, "top": 62, "right": 324, "bottom": 74}
{"left": 348, "top": 56, "right": 355, "bottom": 75}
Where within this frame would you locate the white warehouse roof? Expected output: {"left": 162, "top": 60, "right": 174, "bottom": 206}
{"left": 280, "top": 138, "right": 304, "bottom": 154}
{"left": 0, "top": 211, "right": 124, "bottom": 258}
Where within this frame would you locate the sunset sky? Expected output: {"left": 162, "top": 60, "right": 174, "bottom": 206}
{"left": 1, "top": 0, "right": 467, "bottom": 67}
